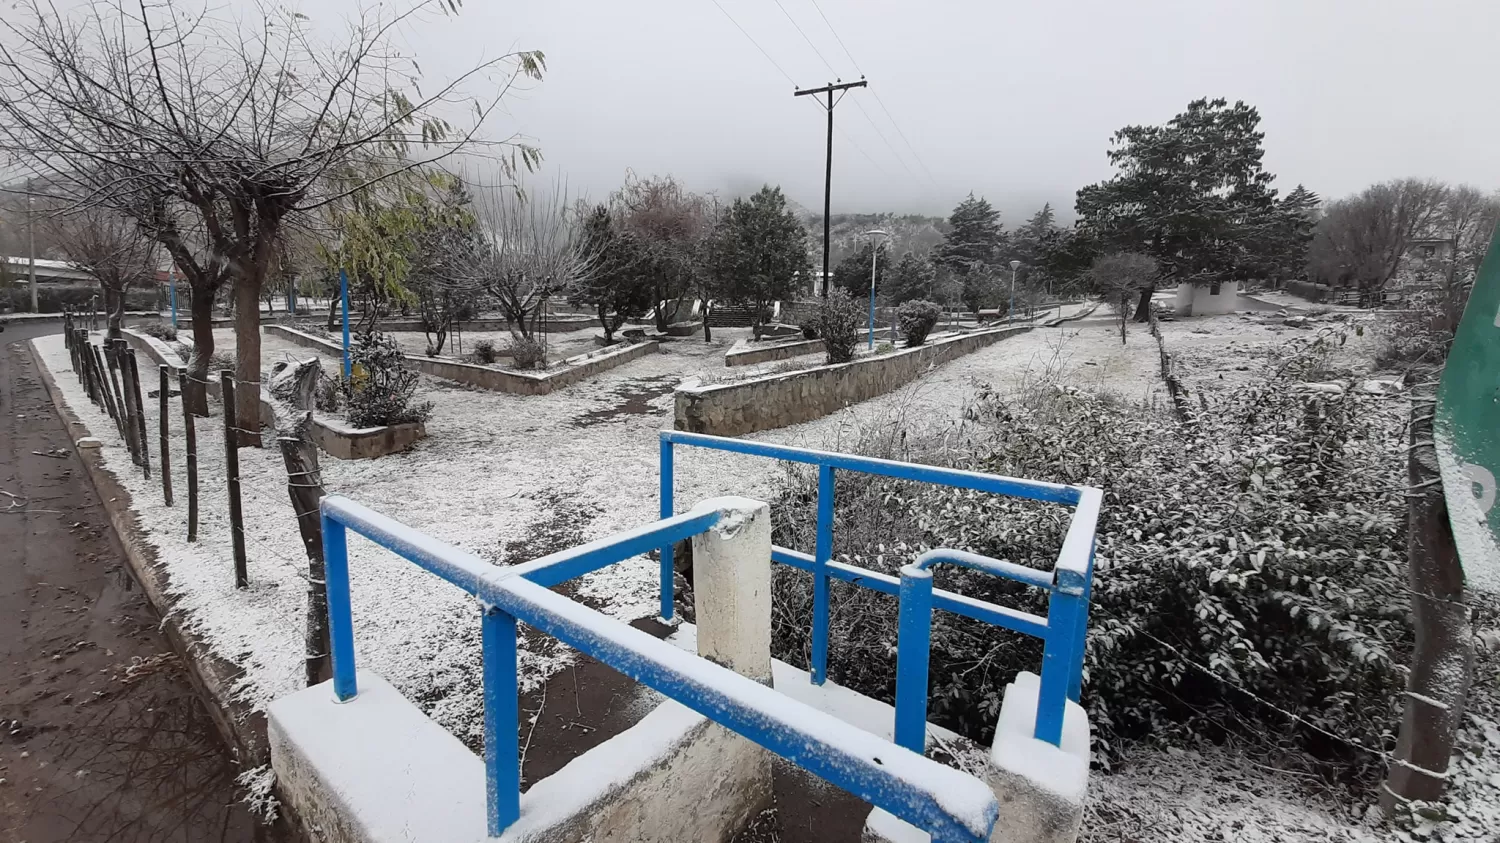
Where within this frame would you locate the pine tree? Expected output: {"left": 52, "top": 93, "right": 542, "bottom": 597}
{"left": 935, "top": 193, "right": 1004, "bottom": 271}
{"left": 830, "top": 239, "right": 890, "bottom": 299}
{"left": 1075, "top": 98, "right": 1280, "bottom": 320}
{"left": 709, "top": 186, "right": 809, "bottom": 338}
{"left": 887, "top": 251, "right": 937, "bottom": 304}
{"left": 576, "top": 205, "right": 654, "bottom": 343}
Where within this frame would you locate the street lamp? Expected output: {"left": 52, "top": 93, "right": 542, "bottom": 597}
{"left": 866, "top": 229, "right": 890, "bottom": 349}
{"left": 1009, "top": 259, "right": 1021, "bottom": 325}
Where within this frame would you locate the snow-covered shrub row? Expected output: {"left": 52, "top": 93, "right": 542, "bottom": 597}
{"left": 339, "top": 331, "right": 433, "bottom": 428}
{"left": 898, "top": 300, "right": 942, "bottom": 347}
{"left": 769, "top": 329, "right": 1409, "bottom": 788}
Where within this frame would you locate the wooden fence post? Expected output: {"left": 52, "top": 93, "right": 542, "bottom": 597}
{"left": 90, "top": 344, "right": 121, "bottom": 427}
{"left": 110, "top": 341, "right": 140, "bottom": 464}
{"left": 179, "top": 371, "right": 199, "bottom": 542}
{"left": 158, "top": 365, "right": 173, "bottom": 506}
{"left": 125, "top": 348, "right": 151, "bottom": 479}
{"left": 221, "top": 370, "right": 249, "bottom": 587}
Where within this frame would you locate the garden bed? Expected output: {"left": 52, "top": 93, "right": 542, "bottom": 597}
{"left": 676, "top": 326, "right": 1032, "bottom": 436}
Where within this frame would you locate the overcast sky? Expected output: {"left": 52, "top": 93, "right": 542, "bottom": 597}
{"left": 31, "top": 0, "right": 1500, "bottom": 225}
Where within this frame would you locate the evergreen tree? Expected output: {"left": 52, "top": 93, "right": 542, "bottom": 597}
{"left": 710, "top": 185, "right": 809, "bottom": 337}
{"left": 1265, "top": 184, "right": 1320, "bottom": 284}
{"left": 576, "top": 204, "right": 654, "bottom": 343}
{"left": 934, "top": 193, "right": 1004, "bottom": 271}
{"left": 829, "top": 239, "right": 890, "bottom": 299}
{"left": 1075, "top": 98, "right": 1280, "bottom": 320}
{"left": 886, "top": 251, "right": 937, "bottom": 304}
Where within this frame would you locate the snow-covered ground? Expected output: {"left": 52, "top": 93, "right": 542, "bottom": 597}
{"left": 39, "top": 308, "right": 1491, "bottom": 842}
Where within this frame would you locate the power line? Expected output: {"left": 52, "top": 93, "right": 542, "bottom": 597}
{"left": 803, "top": 0, "right": 940, "bottom": 188}
{"left": 771, "top": 0, "right": 837, "bottom": 78}
{"left": 807, "top": 0, "right": 863, "bottom": 73}
{"left": 835, "top": 124, "right": 887, "bottom": 176}
{"left": 708, "top": 0, "right": 798, "bottom": 86}
{"left": 850, "top": 99, "right": 917, "bottom": 180}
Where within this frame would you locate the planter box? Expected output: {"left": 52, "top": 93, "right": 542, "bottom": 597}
{"left": 724, "top": 337, "right": 824, "bottom": 367}
{"left": 268, "top": 324, "right": 657, "bottom": 396}
{"left": 677, "top": 326, "right": 1032, "bottom": 436}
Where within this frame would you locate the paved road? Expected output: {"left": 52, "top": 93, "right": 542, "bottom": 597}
{"left": 0, "top": 321, "right": 283, "bottom": 842}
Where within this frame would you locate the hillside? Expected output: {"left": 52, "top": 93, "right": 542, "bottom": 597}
{"left": 800, "top": 211, "right": 949, "bottom": 266}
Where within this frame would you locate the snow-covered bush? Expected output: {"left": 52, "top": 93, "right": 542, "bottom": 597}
{"left": 769, "top": 331, "right": 1409, "bottom": 786}
{"left": 509, "top": 337, "right": 546, "bottom": 370}
{"left": 465, "top": 339, "right": 500, "bottom": 365}
{"left": 898, "top": 299, "right": 942, "bottom": 347}
{"left": 339, "top": 331, "right": 432, "bottom": 428}
{"left": 137, "top": 320, "right": 178, "bottom": 341}
{"left": 816, "top": 288, "right": 861, "bottom": 363}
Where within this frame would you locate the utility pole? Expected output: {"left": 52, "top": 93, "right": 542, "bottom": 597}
{"left": 795, "top": 78, "right": 867, "bottom": 297}
{"left": 27, "top": 179, "right": 38, "bottom": 313}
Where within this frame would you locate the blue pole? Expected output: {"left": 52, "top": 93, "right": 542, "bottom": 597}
{"left": 320, "top": 513, "right": 358, "bottom": 701}
{"left": 659, "top": 438, "right": 675, "bottom": 621}
{"left": 894, "top": 565, "right": 934, "bottom": 753}
{"left": 1035, "top": 570, "right": 1085, "bottom": 746}
{"left": 482, "top": 607, "right": 521, "bottom": 835}
{"left": 340, "top": 268, "right": 351, "bottom": 378}
{"left": 169, "top": 271, "right": 177, "bottom": 329}
{"left": 811, "top": 465, "right": 834, "bottom": 685}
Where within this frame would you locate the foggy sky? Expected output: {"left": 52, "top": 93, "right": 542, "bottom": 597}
{"left": 27, "top": 0, "right": 1500, "bottom": 225}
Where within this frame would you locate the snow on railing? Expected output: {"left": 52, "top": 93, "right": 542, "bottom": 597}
{"left": 319, "top": 495, "right": 1000, "bottom": 842}
{"left": 658, "top": 430, "right": 1101, "bottom": 749}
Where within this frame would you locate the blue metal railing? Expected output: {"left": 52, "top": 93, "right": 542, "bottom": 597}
{"left": 319, "top": 495, "right": 1000, "bottom": 842}
{"left": 658, "top": 430, "right": 1101, "bottom": 749}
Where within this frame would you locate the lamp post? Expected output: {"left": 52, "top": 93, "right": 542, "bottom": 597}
{"left": 169, "top": 267, "right": 177, "bottom": 329}
{"left": 1009, "top": 259, "right": 1021, "bottom": 325}
{"left": 866, "top": 229, "right": 889, "bottom": 349}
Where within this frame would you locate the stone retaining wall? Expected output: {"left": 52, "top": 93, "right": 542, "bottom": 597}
{"left": 267, "top": 324, "right": 657, "bottom": 396}
{"left": 724, "top": 337, "right": 824, "bottom": 367}
{"left": 676, "top": 326, "right": 1031, "bottom": 436}
{"left": 126, "top": 327, "right": 423, "bottom": 459}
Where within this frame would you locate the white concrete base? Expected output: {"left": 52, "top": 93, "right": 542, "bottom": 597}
{"left": 1173, "top": 281, "right": 1240, "bottom": 316}
{"left": 862, "top": 672, "right": 1090, "bottom": 843}
{"left": 269, "top": 672, "right": 769, "bottom": 843}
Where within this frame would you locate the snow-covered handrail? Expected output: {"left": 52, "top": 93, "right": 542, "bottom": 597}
{"left": 318, "top": 495, "right": 999, "bottom": 842}
{"left": 658, "top": 430, "right": 1101, "bottom": 749}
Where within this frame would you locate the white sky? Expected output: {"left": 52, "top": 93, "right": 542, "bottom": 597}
{"left": 25, "top": 0, "right": 1500, "bottom": 224}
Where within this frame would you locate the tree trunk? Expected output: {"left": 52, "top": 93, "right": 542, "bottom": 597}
{"left": 266, "top": 359, "right": 331, "bottom": 686}
{"left": 326, "top": 294, "right": 339, "bottom": 331}
{"left": 103, "top": 287, "right": 125, "bottom": 341}
{"left": 598, "top": 302, "right": 615, "bottom": 344}
{"left": 1132, "top": 284, "right": 1155, "bottom": 322}
{"left": 701, "top": 301, "right": 713, "bottom": 343}
{"left": 233, "top": 278, "right": 263, "bottom": 447}
{"left": 1382, "top": 392, "right": 1474, "bottom": 811}
{"left": 184, "top": 286, "right": 216, "bottom": 417}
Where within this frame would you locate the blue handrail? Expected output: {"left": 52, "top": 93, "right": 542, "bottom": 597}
{"left": 658, "top": 430, "right": 1101, "bottom": 749}
{"left": 319, "top": 495, "right": 1000, "bottom": 842}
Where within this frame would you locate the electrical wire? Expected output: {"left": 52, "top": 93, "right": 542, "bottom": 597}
{"left": 707, "top": 0, "right": 799, "bottom": 87}
{"left": 771, "top": 0, "right": 838, "bottom": 78}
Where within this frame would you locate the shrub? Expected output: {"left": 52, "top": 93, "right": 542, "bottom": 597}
{"left": 815, "top": 289, "right": 861, "bottom": 364}
{"left": 767, "top": 332, "right": 1408, "bottom": 786}
{"left": 800, "top": 321, "right": 819, "bottom": 340}
{"left": 339, "top": 331, "right": 432, "bottom": 427}
{"left": 314, "top": 373, "right": 342, "bottom": 414}
{"left": 897, "top": 299, "right": 942, "bottom": 347}
{"left": 137, "top": 320, "right": 178, "bottom": 341}
{"left": 509, "top": 337, "right": 546, "bottom": 370}
{"left": 1285, "top": 279, "right": 1332, "bottom": 303}
{"left": 465, "top": 339, "right": 500, "bottom": 365}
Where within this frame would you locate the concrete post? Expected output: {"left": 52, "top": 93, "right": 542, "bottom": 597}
{"left": 689, "top": 496, "right": 773, "bottom": 684}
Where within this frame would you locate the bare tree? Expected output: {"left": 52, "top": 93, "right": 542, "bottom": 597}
{"left": 1088, "top": 252, "right": 1157, "bottom": 344}
{"left": 47, "top": 205, "right": 159, "bottom": 339}
{"left": 454, "top": 177, "right": 595, "bottom": 343}
{"left": 612, "top": 174, "right": 711, "bottom": 330}
{"left": 1307, "top": 179, "right": 1449, "bottom": 299}
{"left": 0, "top": 0, "right": 543, "bottom": 436}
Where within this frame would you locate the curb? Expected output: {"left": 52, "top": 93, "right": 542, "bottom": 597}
{"left": 27, "top": 339, "right": 298, "bottom": 834}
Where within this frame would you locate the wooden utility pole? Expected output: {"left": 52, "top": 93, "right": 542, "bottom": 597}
{"left": 795, "top": 78, "right": 867, "bottom": 297}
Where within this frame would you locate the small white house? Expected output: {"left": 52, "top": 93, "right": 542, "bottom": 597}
{"left": 1174, "top": 281, "right": 1239, "bottom": 316}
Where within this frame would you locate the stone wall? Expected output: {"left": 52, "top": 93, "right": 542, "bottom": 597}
{"left": 267, "top": 324, "right": 657, "bottom": 396}
{"left": 724, "top": 337, "right": 824, "bottom": 367}
{"left": 676, "top": 326, "right": 1031, "bottom": 436}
